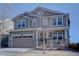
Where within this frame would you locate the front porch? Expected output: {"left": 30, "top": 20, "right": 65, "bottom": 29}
{"left": 35, "top": 29, "right": 68, "bottom": 50}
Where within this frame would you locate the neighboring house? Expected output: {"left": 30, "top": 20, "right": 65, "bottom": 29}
{"left": 9, "top": 7, "right": 70, "bottom": 49}
{"left": 0, "top": 19, "right": 14, "bottom": 47}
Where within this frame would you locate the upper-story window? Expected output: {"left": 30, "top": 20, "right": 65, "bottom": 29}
{"left": 52, "top": 18, "right": 56, "bottom": 25}
{"left": 52, "top": 17, "right": 63, "bottom": 26}
{"left": 17, "top": 20, "right": 26, "bottom": 28}
{"left": 22, "top": 21, "right": 26, "bottom": 27}
{"left": 32, "top": 19, "right": 37, "bottom": 26}
{"left": 17, "top": 21, "right": 21, "bottom": 28}
{"left": 58, "top": 18, "right": 63, "bottom": 25}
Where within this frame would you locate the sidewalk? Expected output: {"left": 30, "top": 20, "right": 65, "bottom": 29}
{"left": 0, "top": 48, "right": 79, "bottom": 56}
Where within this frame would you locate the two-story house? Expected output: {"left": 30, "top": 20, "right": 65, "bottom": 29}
{"left": 9, "top": 7, "right": 70, "bottom": 49}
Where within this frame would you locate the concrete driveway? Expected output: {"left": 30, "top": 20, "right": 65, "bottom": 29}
{"left": 0, "top": 48, "right": 79, "bottom": 56}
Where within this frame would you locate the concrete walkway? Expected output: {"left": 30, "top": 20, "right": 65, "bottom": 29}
{"left": 0, "top": 48, "right": 79, "bottom": 56}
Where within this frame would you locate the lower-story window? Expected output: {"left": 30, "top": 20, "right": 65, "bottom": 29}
{"left": 52, "top": 32, "right": 63, "bottom": 40}
{"left": 53, "top": 32, "right": 57, "bottom": 40}
{"left": 52, "top": 32, "right": 63, "bottom": 46}
{"left": 53, "top": 36, "right": 57, "bottom": 40}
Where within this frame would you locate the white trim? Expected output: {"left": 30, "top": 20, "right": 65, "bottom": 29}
{"left": 10, "top": 35, "right": 13, "bottom": 48}
{"left": 66, "top": 16, "right": 68, "bottom": 27}
{"left": 8, "top": 35, "right": 11, "bottom": 47}
{"left": 16, "top": 19, "right": 26, "bottom": 29}
{"left": 23, "top": 15, "right": 32, "bottom": 19}
{"left": 9, "top": 27, "right": 68, "bottom": 32}
{"left": 11, "top": 34, "right": 34, "bottom": 37}
{"left": 57, "top": 16, "right": 63, "bottom": 26}
{"left": 28, "top": 19, "right": 31, "bottom": 28}
{"left": 51, "top": 16, "right": 63, "bottom": 27}
{"left": 62, "top": 16, "right": 64, "bottom": 26}
{"left": 52, "top": 32, "right": 64, "bottom": 46}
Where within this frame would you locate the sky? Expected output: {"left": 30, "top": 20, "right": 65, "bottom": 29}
{"left": 0, "top": 3, "right": 79, "bottom": 43}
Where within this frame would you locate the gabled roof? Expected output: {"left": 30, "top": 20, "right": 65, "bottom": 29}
{"left": 30, "top": 7, "right": 66, "bottom": 16}
{"left": 22, "top": 11, "right": 39, "bottom": 18}
{"left": 13, "top": 7, "right": 69, "bottom": 21}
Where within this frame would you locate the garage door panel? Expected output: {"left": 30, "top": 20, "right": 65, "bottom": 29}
{"left": 13, "top": 36, "right": 34, "bottom": 48}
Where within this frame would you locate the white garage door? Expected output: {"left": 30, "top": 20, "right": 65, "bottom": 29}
{"left": 13, "top": 35, "right": 34, "bottom": 48}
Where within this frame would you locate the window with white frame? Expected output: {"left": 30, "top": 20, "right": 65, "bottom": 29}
{"left": 52, "top": 32, "right": 57, "bottom": 40}
{"left": 17, "top": 20, "right": 26, "bottom": 28}
{"left": 17, "top": 21, "right": 21, "bottom": 28}
{"left": 32, "top": 19, "right": 37, "bottom": 26}
{"left": 58, "top": 17, "right": 63, "bottom": 25}
{"left": 52, "top": 32, "right": 63, "bottom": 40}
{"left": 52, "top": 17, "right": 63, "bottom": 26}
{"left": 58, "top": 32, "right": 63, "bottom": 40}
{"left": 52, "top": 18, "right": 56, "bottom": 25}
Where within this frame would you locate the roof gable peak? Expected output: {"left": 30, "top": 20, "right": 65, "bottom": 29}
{"left": 30, "top": 6, "right": 66, "bottom": 15}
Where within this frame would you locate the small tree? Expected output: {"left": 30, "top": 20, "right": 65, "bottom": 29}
{"left": 40, "top": 31, "right": 46, "bottom": 54}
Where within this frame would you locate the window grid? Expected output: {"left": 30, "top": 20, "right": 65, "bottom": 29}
{"left": 17, "top": 20, "right": 26, "bottom": 28}
{"left": 52, "top": 32, "right": 63, "bottom": 40}
{"left": 32, "top": 19, "right": 37, "bottom": 26}
{"left": 52, "top": 17, "right": 63, "bottom": 26}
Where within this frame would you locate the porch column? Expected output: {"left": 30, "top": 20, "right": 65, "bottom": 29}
{"left": 65, "top": 29, "right": 68, "bottom": 47}
{"left": 8, "top": 35, "right": 11, "bottom": 48}
{"left": 36, "top": 30, "right": 39, "bottom": 48}
{"left": 50, "top": 31, "right": 54, "bottom": 47}
{"left": 46, "top": 31, "right": 49, "bottom": 47}
{"left": 9, "top": 35, "right": 13, "bottom": 48}
{"left": 46, "top": 31, "right": 49, "bottom": 39}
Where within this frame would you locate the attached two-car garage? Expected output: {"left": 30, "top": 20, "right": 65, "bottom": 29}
{"left": 12, "top": 35, "right": 34, "bottom": 48}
